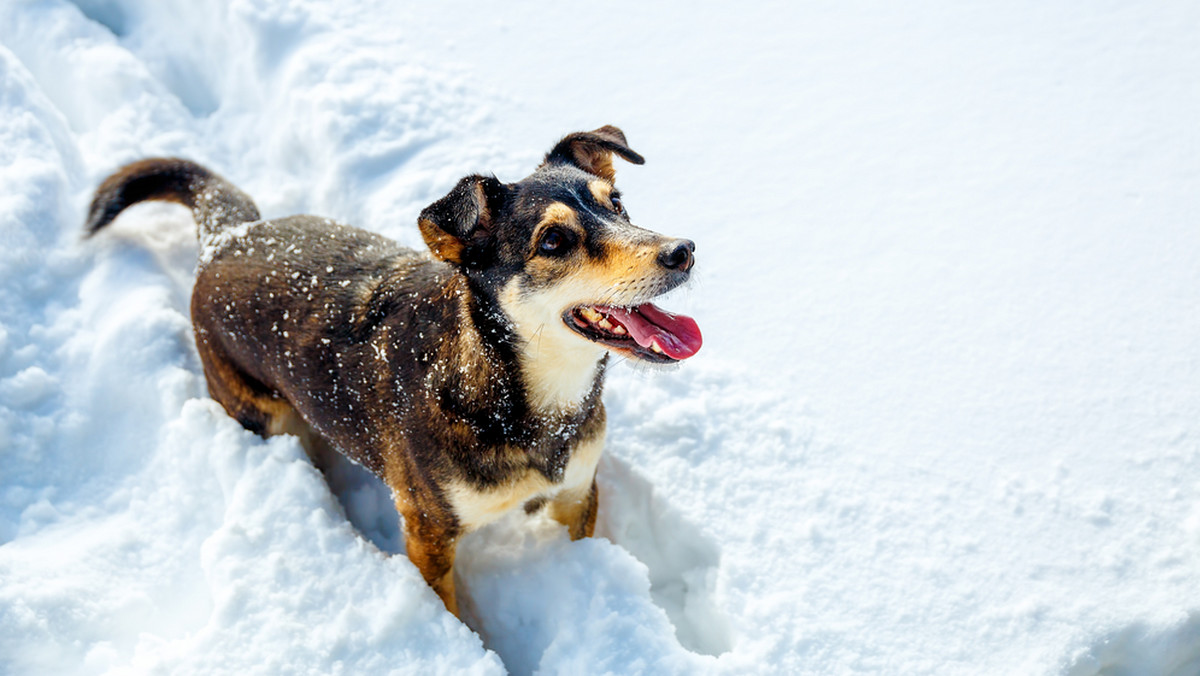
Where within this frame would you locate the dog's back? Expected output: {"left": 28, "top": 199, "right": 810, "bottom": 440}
{"left": 87, "top": 159, "right": 506, "bottom": 473}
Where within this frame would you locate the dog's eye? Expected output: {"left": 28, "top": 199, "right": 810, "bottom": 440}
{"left": 611, "top": 195, "right": 626, "bottom": 216}
{"left": 538, "top": 228, "right": 572, "bottom": 255}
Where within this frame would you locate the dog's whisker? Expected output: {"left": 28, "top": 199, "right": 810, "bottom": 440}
{"left": 531, "top": 323, "right": 547, "bottom": 354}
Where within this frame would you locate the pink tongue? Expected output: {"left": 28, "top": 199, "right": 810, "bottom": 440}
{"left": 605, "top": 304, "right": 703, "bottom": 360}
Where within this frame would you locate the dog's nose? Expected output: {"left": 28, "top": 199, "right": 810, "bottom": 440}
{"left": 659, "top": 239, "right": 695, "bottom": 272}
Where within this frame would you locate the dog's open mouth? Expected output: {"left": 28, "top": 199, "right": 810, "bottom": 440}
{"left": 565, "top": 303, "right": 702, "bottom": 363}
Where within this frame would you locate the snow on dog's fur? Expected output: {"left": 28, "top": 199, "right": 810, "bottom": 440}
{"left": 86, "top": 126, "right": 701, "bottom": 616}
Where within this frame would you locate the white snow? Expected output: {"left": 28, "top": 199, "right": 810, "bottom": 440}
{"left": 3, "top": 1, "right": 1200, "bottom": 674}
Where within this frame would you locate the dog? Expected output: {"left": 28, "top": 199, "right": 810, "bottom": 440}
{"left": 85, "top": 126, "right": 702, "bottom": 616}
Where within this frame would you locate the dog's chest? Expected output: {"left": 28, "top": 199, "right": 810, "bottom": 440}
{"left": 446, "top": 427, "right": 606, "bottom": 531}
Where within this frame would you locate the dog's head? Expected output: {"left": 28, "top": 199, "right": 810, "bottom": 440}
{"left": 418, "top": 126, "right": 701, "bottom": 367}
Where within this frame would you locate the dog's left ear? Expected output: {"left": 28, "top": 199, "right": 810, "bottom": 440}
{"left": 418, "top": 175, "right": 507, "bottom": 266}
{"left": 543, "top": 125, "right": 645, "bottom": 182}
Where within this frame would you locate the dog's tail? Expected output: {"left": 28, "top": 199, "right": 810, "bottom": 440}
{"left": 85, "top": 158, "right": 260, "bottom": 239}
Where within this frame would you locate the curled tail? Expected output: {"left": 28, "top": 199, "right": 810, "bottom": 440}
{"left": 85, "top": 158, "right": 260, "bottom": 239}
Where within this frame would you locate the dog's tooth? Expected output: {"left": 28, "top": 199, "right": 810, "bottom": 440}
{"left": 580, "top": 307, "right": 603, "bottom": 322}
{"left": 650, "top": 340, "right": 664, "bottom": 354}
{"left": 598, "top": 318, "right": 614, "bottom": 330}
{"left": 613, "top": 325, "right": 627, "bottom": 335}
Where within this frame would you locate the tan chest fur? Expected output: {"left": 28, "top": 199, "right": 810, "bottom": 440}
{"left": 446, "top": 429, "right": 605, "bottom": 532}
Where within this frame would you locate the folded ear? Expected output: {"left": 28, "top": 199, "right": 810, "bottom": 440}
{"left": 418, "top": 175, "right": 506, "bottom": 265}
{"left": 542, "top": 125, "right": 645, "bottom": 182}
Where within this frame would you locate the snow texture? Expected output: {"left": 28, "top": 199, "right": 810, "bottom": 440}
{"left": 2, "top": 1, "right": 1200, "bottom": 674}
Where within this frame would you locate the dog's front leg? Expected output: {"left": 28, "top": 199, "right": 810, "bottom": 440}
{"left": 547, "top": 477, "right": 599, "bottom": 540}
{"left": 397, "top": 505, "right": 461, "bottom": 616}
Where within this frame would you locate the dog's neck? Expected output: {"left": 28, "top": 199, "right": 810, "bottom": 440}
{"left": 449, "top": 273, "right": 606, "bottom": 416}
{"left": 484, "top": 275, "right": 611, "bottom": 414}
{"left": 513, "top": 328, "right": 607, "bottom": 413}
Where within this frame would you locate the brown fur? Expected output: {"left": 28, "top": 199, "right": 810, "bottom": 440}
{"left": 86, "top": 127, "right": 695, "bottom": 617}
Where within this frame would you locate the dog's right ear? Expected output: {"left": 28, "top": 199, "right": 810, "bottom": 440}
{"left": 418, "top": 175, "right": 506, "bottom": 266}
{"left": 543, "top": 125, "right": 645, "bottom": 182}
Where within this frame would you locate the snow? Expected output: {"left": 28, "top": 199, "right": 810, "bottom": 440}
{"left": 2, "top": 1, "right": 1200, "bottom": 674}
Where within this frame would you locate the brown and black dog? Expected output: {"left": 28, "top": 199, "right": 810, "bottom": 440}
{"left": 86, "top": 126, "right": 702, "bottom": 616}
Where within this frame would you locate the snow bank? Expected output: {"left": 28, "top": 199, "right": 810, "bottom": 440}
{"left": 3, "top": 0, "right": 1200, "bottom": 674}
